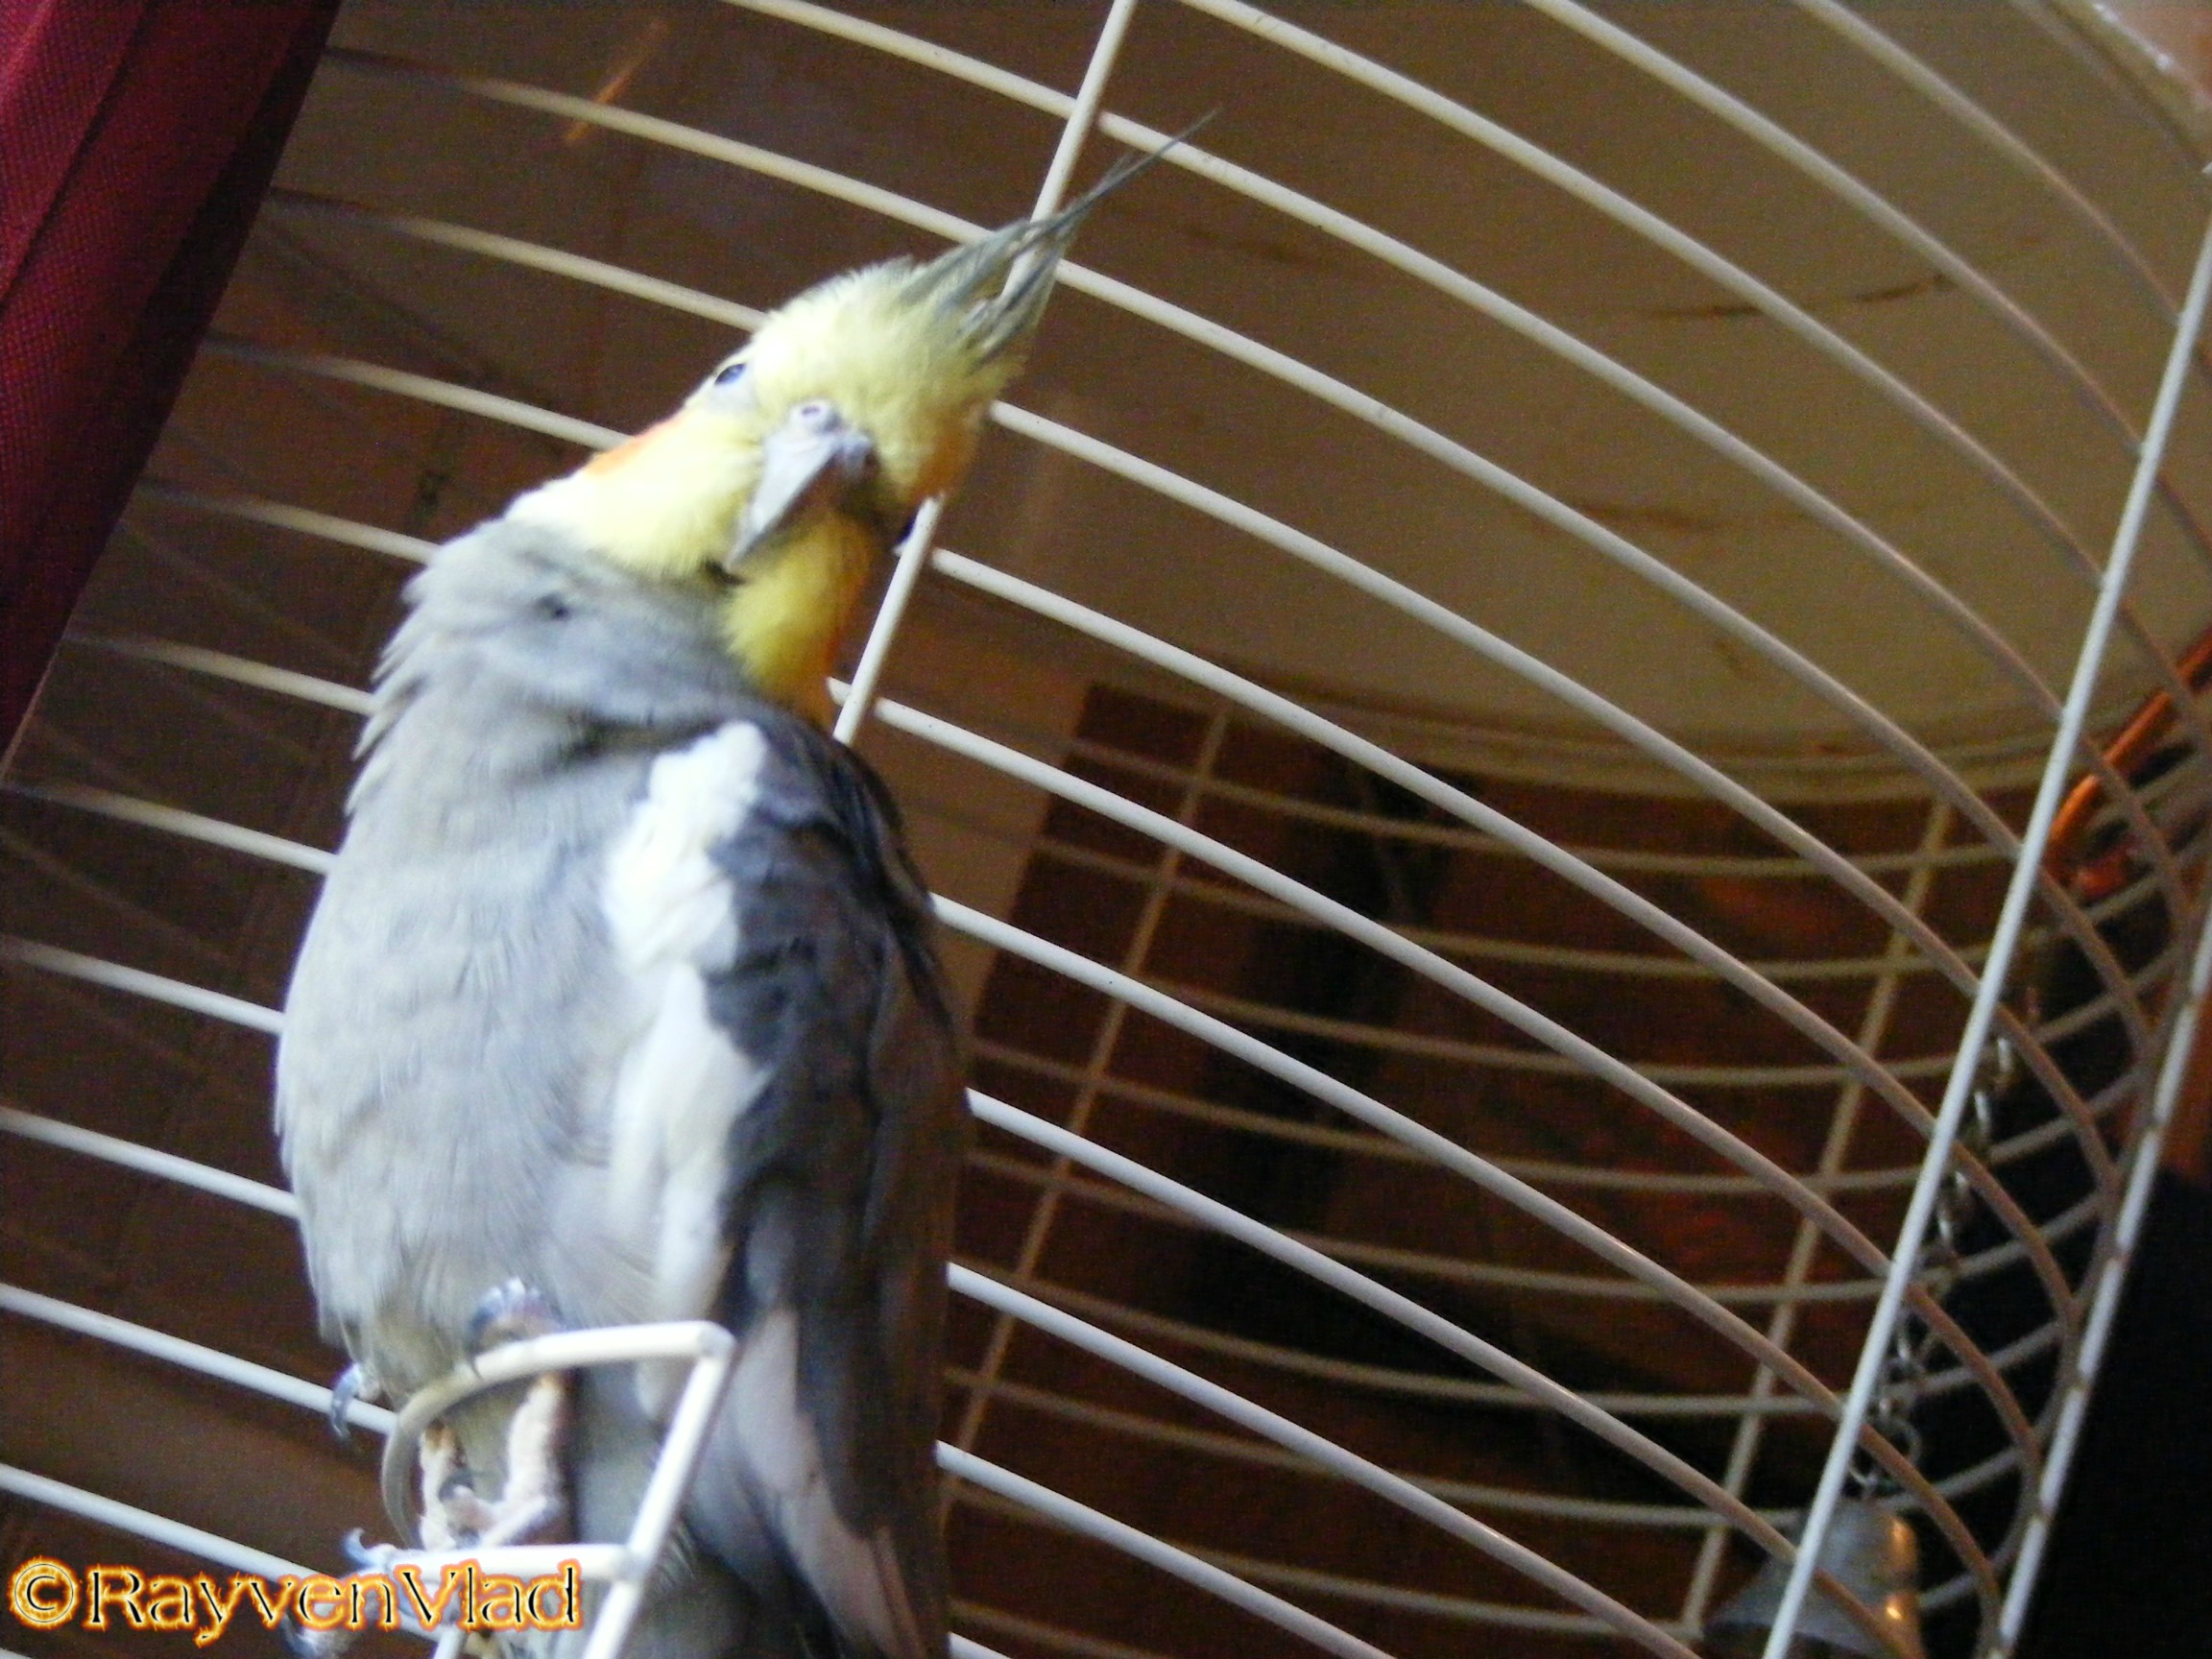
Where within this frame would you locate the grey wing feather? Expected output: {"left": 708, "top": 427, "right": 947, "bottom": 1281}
{"left": 277, "top": 519, "right": 758, "bottom": 1387}
{"left": 689, "top": 719, "right": 967, "bottom": 1659}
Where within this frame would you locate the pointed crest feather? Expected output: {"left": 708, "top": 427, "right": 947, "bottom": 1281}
{"left": 901, "top": 110, "right": 1219, "bottom": 367}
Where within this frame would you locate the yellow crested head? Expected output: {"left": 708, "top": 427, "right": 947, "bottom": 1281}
{"left": 506, "top": 128, "right": 1200, "bottom": 717}
{"left": 725, "top": 258, "right": 1032, "bottom": 511}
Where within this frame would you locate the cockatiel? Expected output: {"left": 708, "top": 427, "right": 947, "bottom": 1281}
{"left": 276, "top": 157, "right": 1161, "bottom": 1659}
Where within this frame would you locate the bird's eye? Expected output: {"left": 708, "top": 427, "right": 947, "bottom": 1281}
{"left": 713, "top": 361, "right": 747, "bottom": 386}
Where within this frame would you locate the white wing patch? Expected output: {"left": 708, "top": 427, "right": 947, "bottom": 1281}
{"left": 602, "top": 723, "right": 769, "bottom": 1408}
{"left": 733, "top": 1310, "right": 926, "bottom": 1659}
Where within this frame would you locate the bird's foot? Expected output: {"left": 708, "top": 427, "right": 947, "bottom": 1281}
{"left": 341, "top": 1528, "right": 397, "bottom": 1575}
{"left": 466, "top": 1279, "right": 562, "bottom": 1355}
{"left": 419, "top": 1422, "right": 501, "bottom": 1551}
{"left": 281, "top": 1615, "right": 357, "bottom": 1659}
{"left": 479, "top": 1370, "right": 572, "bottom": 1548}
{"left": 327, "top": 1362, "right": 383, "bottom": 1444}
{"left": 452, "top": 1283, "right": 574, "bottom": 1550}
{"left": 279, "top": 1536, "right": 398, "bottom": 1659}
{"left": 297, "top": 1540, "right": 474, "bottom": 1647}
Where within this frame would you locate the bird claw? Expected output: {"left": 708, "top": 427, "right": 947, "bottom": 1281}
{"left": 340, "top": 1527, "right": 398, "bottom": 1575}
{"left": 292, "top": 1546, "right": 464, "bottom": 1647}
{"left": 421, "top": 1300, "right": 575, "bottom": 1554}
{"left": 327, "top": 1362, "right": 382, "bottom": 1444}
{"left": 281, "top": 1612, "right": 357, "bottom": 1659}
{"left": 418, "top": 1423, "right": 488, "bottom": 1551}
{"left": 416, "top": 1398, "right": 571, "bottom": 1552}
{"left": 480, "top": 1371, "right": 571, "bottom": 1548}
{"left": 466, "top": 1278, "right": 562, "bottom": 1355}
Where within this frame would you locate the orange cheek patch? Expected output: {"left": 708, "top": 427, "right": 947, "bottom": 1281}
{"left": 908, "top": 431, "right": 977, "bottom": 504}
{"left": 582, "top": 419, "right": 675, "bottom": 475}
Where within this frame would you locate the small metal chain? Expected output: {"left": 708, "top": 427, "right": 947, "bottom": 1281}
{"left": 1849, "top": 1032, "right": 2012, "bottom": 1494}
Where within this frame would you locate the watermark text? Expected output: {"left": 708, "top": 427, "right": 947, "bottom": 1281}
{"left": 10, "top": 1556, "right": 583, "bottom": 1645}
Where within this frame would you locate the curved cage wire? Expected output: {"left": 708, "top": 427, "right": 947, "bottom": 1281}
{"left": 6, "top": 3, "right": 2212, "bottom": 1658}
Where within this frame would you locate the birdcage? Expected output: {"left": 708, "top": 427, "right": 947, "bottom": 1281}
{"left": 6, "top": 3, "right": 2212, "bottom": 1658}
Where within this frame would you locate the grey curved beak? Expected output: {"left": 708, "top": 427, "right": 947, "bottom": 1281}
{"left": 725, "top": 399, "right": 879, "bottom": 574}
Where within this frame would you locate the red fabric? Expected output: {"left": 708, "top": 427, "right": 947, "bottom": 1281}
{"left": 0, "top": 0, "right": 338, "bottom": 754}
